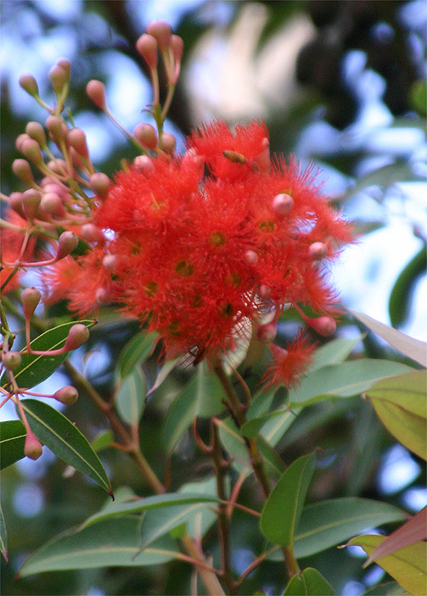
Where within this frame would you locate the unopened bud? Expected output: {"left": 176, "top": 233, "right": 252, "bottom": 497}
{"left": 259, "top": 284, "right": 271, "bottom": 299}
{"left": 9, "top": 192, "right": 25, "bottom": 217}
{"left": 257, "top": 322, "right": 277, "bottom": 343}
{"left": 273, "top": 193, "right": 294, "bottom": 217}
{"left": 19, "top": 74, "right": 39, "bottom": 97}
{"left": 136, "top": 34, "right": 158, "bottom": 68}
{"left": 86, "top": 80, "right": 107, "bottom": 110}
{"left": 2, "top": 351, "right": 22, "bottom": 371}
{"left": 102, "top": 254, "right": 118, "bottom": 271}
{"left": 16, "top": 133, "right": 31, "bottom": 153}
{"left": 306, "top": 316, "right": 336, "bottom": 337}
{"left": 53, "top": 385, "right": 78, "bottom": 406}
{"left": 22, "top": 139, "right": 44, "bottom": 165}
{"left": 146, "top": 20, "right": 172, "bottom": 51}
{"left": 95, "top": 287, "right": 110, "bottom": 305}
{"left": 56, "top": 231, "right": 79, "bottom": 260}
{"left": 49, "top": 64, "right": 68, "bottom": 94}
{"left": 46, "top": 159, "right": 68, "bottom": 176}
{"left": 46, "top": 115, "right": 66, "bottom": 142}
{"left": 89, "top": 172, "right": 111, "bottom": 200}
{"left": 24, "top": 430, "right": 43, "bottom": 460}
{"left": 63, "top": 324, "right": 90, "bottom": 351}
{"left": 309, "top": 242, "right": 328, "bottom": 260}
{"left": 66, "top": 128, "right": 89, "bottom": 158}
{"left": 22, "top": 286, "right": 42, "bottom": 319}
{"left": 22, "top": 189, "right": 41, "bottom": 221}
{"left": 255, "top": 137, "right": 270, "bottom": 171}
{"left": 134, "top": 123, "right": 158, "bottom": 149}
{"left": 245, "top": 250, "right": 258, "bottom": 265}
{"left": 12, "top": 159, "right": 36, "bottom": 186}
{"left": 40, "top": 193, "right": 66, "bottom": 217}
{"left": 81, "top": 223, "right": 104, "bottom": 243}
{"left": 26, "top": 122, "right": 47, "bottom": 147}
{"left": 134, "top": 155, "right": 155, "bottom": 173}
{"left": 171, "top": 35, "right": 184, "bottom": 63}
{"left": 161, "top": 133, "right": 176, "bottom": 154}
{"left": 56, "top": 58, "right": 71, "bottom": 78}
{"left": 223, "top": 150, "right": 246, "bottom": 164}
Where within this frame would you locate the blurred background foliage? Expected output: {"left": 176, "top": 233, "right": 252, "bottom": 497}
{"left": 0, "top": 1, "right": 426, "bottom": 595}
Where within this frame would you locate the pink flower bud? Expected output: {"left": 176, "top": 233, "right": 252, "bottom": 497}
{"left": 26, "top": 122, "right": 47, "bottom": 147}
{"left": 89, "top": 172, "right": 111, "bottom": 199}
{"left": 22, "top": 286, "right": 42, "bottom": 319}
{"left": 81, "top": 223, "right": 104, "bottom": 243}
{"left": 66, "top": 128, "right": 89, "bottom": 158}
{"left": 53, "top": 385, "right": 78, "bottom": 405}
{"left": 95, "top": 287, "right": 110, "bottom": 305}
{"left": 259, "top": 284, "right": 271, "bottom": 299}
{"left": 171, "top": 35, "right": 184, "bottom": 63}
{"left": 254, "top": 137, "right": 270, "bottom": 171}
{"left": 161, "top": 133, "right": 176, "bottom": 154}
{"left": 273, "top": 193, "right": 294, "bottom": 217}
{"left": 12, "top": 159, "right": 36, "bottom": 186}
{"left": 134, "top": 123, "right": 158, "bottom": 149}
{"left": 257, "top": 322, "right": 277, "bottom": 343}
{"left": 2, "top": 351, "right": 22, "bottom": 371}
{"left": 9, "top": 192, "right": 25, "bottom": 217}
{"left": 24, "top": 430, "right": 43, "bottom": 460}
{"left": 146, "top": 20, "right": 172, "bottom": 51}
{"left": 19, "top": 74, "right": 39, "bottom": 97}
{"left": 102, "top": 254, "right": 118, "bottom": 272}
{"left": 46, "top": 115, "right": 66, "bottom": 142}
{"left": 22, "top": 189, "right": 41, "bottom": 221}
{"left": 40, "top": 193, "right": 66, "bottom": 217}
{"left": 46, "top": 159, "right": 68, "bottom": 176}
{"left": 63, "top": 324, "right": 90, "bottom": 351}
{"left": 86, "top": 80, "right": 107, "bottom": 110}
{"left": 56, "top": 58, "right": 71, "bottom": 78}
{"left": 134, "top": 155, "right": 155, "bottom": 173}
{"left": 16, "top": 133, "right": 31, "bottom": 153}
{"left": 245, "top": 250, "right": 259, "bottom": 265}
{"left": 306, "top": 316, "right": 337, "bottom": 337}
{"left": 136, "top": 34, "right": 158, "bottom": 68}
{"left": 309, "top": 242, "right": 328, "bottom": 260}
{"left": 21, "top": 139, "right": 44, "bottom": 165}
{"left": 56, "top": 231, "right": 79, "bottom": 260}
{"left": 49, "top": 64, "right": 68, "bottom": 94}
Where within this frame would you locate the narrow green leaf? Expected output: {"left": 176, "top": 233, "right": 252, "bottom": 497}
{"left": 91, "top": 429, "right": 114, "bottom": 453}
{"left": 0, "top": 419, "right": 26, "bottom": 469}
{"left": 194, "top": 362, "right": 227, "bottom": 418}
{"left": 19, "top": 399, "right": 111, "bottom": 494}
{"left": 115, "top": 365, "right": 147, "bottom": 426}
{"left": 0, "top": 503, "right": 7, "bottom": 564}
{"left": 348, "top": 309, "right": 427, "bottom": 367}
{"left": 242, "top": 408, "right": 291, "bottom": 438}
{"left": 366, "top": 370, "right": 427, "bottom": 460}
{"left": 247, "top": 387, "right": 279, "bottom": 420}
{"left": 283, "top": 567, "right": 335, "bottom": 595}
{"left": 179, "top": 477, "right": 221, "bottom": 540}
{"left": 260, "top": 452, "right": 316, "bottom": 547}
{"left": 346, "top": 534, "right": 427, "bottom": 596}
{"left": 389, "top": 245, "right": 427, "bottom": 328}
{"left": 294, "top": 498, "right": 407, "bottom": 559}
{"left": 1, "top": 320, "right": 96, "bottom": 390}
{"left": 18, "top": 517, "right": 178, "bottom": 577}
{"left": 289, "top": 360, "right": 414, "bottom": 407}
{"left": 118, "top": 330, "right": 158, "bottom": 379}
{"left": 147, "top": 357, "right": 180, "bottom": 396}
{"left": 308, "top": 336, "right": 363, "bottom": 372}
{"left": 362, "top": 581, "right": 408, "bottom": 595}
{"left": 163, "top": 382, "right": 198, "bottom": 454}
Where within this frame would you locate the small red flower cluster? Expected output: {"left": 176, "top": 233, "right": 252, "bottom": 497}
{"left": 45, "top": 120, "right": 352, "bottom": 386}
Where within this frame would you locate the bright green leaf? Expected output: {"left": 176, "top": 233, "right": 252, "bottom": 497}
{"left": 0, "top": 503, "right": 7, "bottom": 564}
{"left": 18, "top": 517, "right": 179, "bottom": 576}
{"left": 0, "top": 419, "right": 26, "bottom": 469}
{"left": 308, "top": 336, "right": 363, "bottom": 372}
{"left": 118, "top": 330, "right": 158, "bottom": 379}
{"left": 1, "top": 320, "right": 96, "bottom": 390}
{"left": 366, "top": 370, "right": 427, "bottom": 460}
{"left": 91, "top": 429, "right": 114, "bottom": 453}
{"left": 260, "top": 452, "right": 316, "bottom": 547}
{"left": 115, "top": 365, "right": 147, "bottom": 426}
{"left": 283, "top": 567, "right": 335, "bottom": 595}
{"left": 19, "top": 399, "right": 111, "bottom": 494}
{"left": 346, "top": 534, "right": 427, "bottom": 596}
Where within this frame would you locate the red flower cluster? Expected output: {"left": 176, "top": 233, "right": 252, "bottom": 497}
{"left": 45, "top": 121, "right": 352, "bottom": 386}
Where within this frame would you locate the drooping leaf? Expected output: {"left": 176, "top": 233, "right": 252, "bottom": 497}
{"left": 0, "top": 503, "right": 7, "bottom": 564}
{"left": 0, "top": 419, "right": 26, "bottom": 469}
{"left": 1, "top": 320, "right": 96, "bottom": 390}
{"left": 18, "top": 399, "right": 111, "bottom": 494}
{"left": 346, "top": 534, "right": 427, "bottom": 596}
{"left": 365, "top": 370, "right": 427, "bottom": 460}
{"left": 18, "top": 517, "right": 179, "bottom": 577}
{"left": 348, "top": 309, "right": 427, "bottom": 367}
{"left": 289, "top": 360, "right": 414, "bottom": 407}
{"left": 115, "top": 365, "right": 147, "bottom": 426}
{"left": 118, "top": 330, "right": 158, "bottom": 379}
{"left": 294, "top": 498, "right": 407, "bottom": 559}
{"left": 260, "top": 452, "right": 316, "bottom": 547}
{"left": 283, "top": 567, "right": 335, "bottom": 595}
{"left": 389, "top": 245, "right": 427, "bottom": 328}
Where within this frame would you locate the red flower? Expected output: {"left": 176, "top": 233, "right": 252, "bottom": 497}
{"left": 0, "top": 212, "right": 35, "bottom": 293}
{"left": 263, "top": 332, "right": 315, "bottom": 389}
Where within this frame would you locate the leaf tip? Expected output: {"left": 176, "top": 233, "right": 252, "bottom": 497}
{"left": 109, "top": 488, "right": 115, "bottom": 501}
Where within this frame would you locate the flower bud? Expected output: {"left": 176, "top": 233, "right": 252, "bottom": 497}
{"left": 40, "top": 193, "right": 66, "bottom": 217}
{"left": 56, "top": 58, "right": 71, "bottom": 78}
{"left": 136, "top": 34, "right": 158, "bottom": 68}
{"left": 81, "top": 223, "right": 104, "bottom": 243}
{"left": 255, "top": 137, "right": 270, "bottom": 171}
{"left": 2, "top": 351, "right": 22, "bottom": 371}
{"left": 22, "top": 189, "right": 41, "bottom": 221}
{"left": 21, "top": 139, "right": 44, "bottom": 165}
{"left": 24, "top": 430, "right": 43, "bottom": 460}
{"left": 95, "top": 287, "right": 110, "bottom": 305}
{"left": 134, "top": 123, "right": 158, "bottom": 149}
{"left": 306, "top": 316, "right": 336, "bottom": 337}
{"left": 89, "top": 172, "right": 111, "bottom": 200}
{"left": 146, "top": 20, "right": 172, "bottom": 51}
{"left": 134, "top": 155, "right": 155, "bottom": 173}
{"left": 273, "top": 193, "right": 294, "bottom": 217}
{"left": 223, "top": 150, "right": 246, "bottom": 164}
{"left": 63, "top": 324, "right": 90, "bottom": 351}
{"left": 46, "top": 115, "right": 66, "bottom": 143}
{"left": 259, "top": 284, "right": 271, "bottom": 299}
{"left": 56, "top": 231, "right": 79, "bottom": 260}
{"left": 46, "top": 159, "right": 68, "bottom": 176}
{"left": 257, "top": 322, "right": 277, "bottom": 343}
{"left": 22, "top": 286, "right": 42, "bottom": 319}
{"left": 245, "top": 250, "right": 258, "bottom": 265}
{"left": 9, "top": 192, "right": 25, "bottom": 217}
{"left": 171, "top": 35, "right": 184, "bottom": 64}
{"left": 309, "top": 242, "right": 328, "bottom": 260}
{"left": 66, "top": 128, "right": 89, "bottom": 158}
{"left": 102, "top": 254, "right": 118, "bottom": 271}
{"left": 86, "top": 80, "right": 107, "bottom": 110}
{"left": 53, "top": 385, "right": 78, "bottom": 406}
{"left": 12, "top": 159, "right": 36, "bottom": 186}
{"left": 16, "top": 133, "right": 31, "bottom": 153}
{"left": 49, "top": 64, "right": 68, "bottom": 94}
{"left": 26, "top": 121, "right": 47, "bottom": 147}
{"left": 19, "top": 74, "right": 39, "bottom": 97}
{"left": 161, "top": 133, "right": 176, "bottom": 154}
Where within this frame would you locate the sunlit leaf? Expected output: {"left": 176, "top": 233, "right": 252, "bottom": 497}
{"left": 118, "top": 330, "right": 158, "bottom": 379}
{"left": 0, "top": 503, "right": 7, "bottom": 564}
{"left": 0, "top": 419, "right": 26, "bottom": 469}
{"left": 19, "top": 399, "right": 111, "bottom": 494}
{"left": 115, "top": 365, "right": 147, "bottom": 426}
{"left": 283, "top": 567, "right": 335, "bottom": 595}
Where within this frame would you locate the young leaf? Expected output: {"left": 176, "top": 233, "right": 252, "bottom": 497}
{"left": 115, "top": 365, "right": 147, "bottom": 426}
{"left": 283, "top": 567, "right": 335, "bottom": 595}
{"left": 365, "top": 370, "right": 426, "bottom": 460}
{"left": 0, "top": 503, "right": 7, "bottom": 564}
{"left": 18, "top": 517, "right": 179, "bottom": 577}
{"left": 0, "top": 419, "right": 26, "bottom": 469}
{"left": 260, "top": 452, "right": 316, "bottom": 547}
{"left": 118, "top": 330, "right": 158, "bottom": 379}
{"left": 294, "top": 498, "right": 407, "bottom": 559}
{"left": 19, "top": 399, "right": 111, "bottom": 494}
{"left": 1, "top": 320, "right": 96, "bottom": 390}
{"left": 346, "top": 534, "right": 426, "bottom": 596}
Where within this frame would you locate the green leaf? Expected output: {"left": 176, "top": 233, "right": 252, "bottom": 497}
{"left": 362, "top": 581, "right": 408, "bottom": 595}
{"left": 283, "top": 567, "right": 335, "bottom": 595}
{"left": 91, "top": 429, "right": 114, "bottom": 453}
{"left": 389, "top": 245, "right": 427, "bottom": 328}
{"left": 294, "top": 498, "right": 407, "bottom": 559}
{"left": 178, "top": 477, "right": 221, "bottom": 540}
{"left": 163, "top": 381, "right": 198, "bottom": 454}
{"left": 0, "top": 503, "right": 7, "bottom": 564}
{"left": 346, "top": 534, "right": 427, "bottom": 596}
{"left": 242, "top": 408, "right": 292, "bottom": 438}
{"left": 194, "top": 362, "right": 227, "bottom": 418}
{"left": 260, "top": 452, "right": 316, "bottom": 547}
{"left": 247, "top": 387, "right": 279, "bottom": 420}
{"left": 289, "top": 360, "right": 414, "bottom": 407}
{"left": 18, "top": 517, "right": 179, "bottom": 576}
{"left": 115, "top": 365, "right": 147, "bottom": 426}
{"left": 348, "top": 309, "right": 427, "bottom": 367}
{"left": 410, "top": 79, "right": 427, "bottom": 115}
{"left": 19, "top": 399, "right": 111, "bottom": 494}
{"left": 308, "top": 336, "right": 363, "bottom": 372}
{"left": 366, "top": 370, "right": 427, "bottom": 460}
{"left": 147, "top": 357, "right": 180, "bottom": 396}
{"left": 118, "top": 330, "right": 158, "bottom": 379}
{"left": 1, "top": 320, "right": 96, "bottom": 390}
{"left": 0, "top": 419, "right": 26, "bottom": 469}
